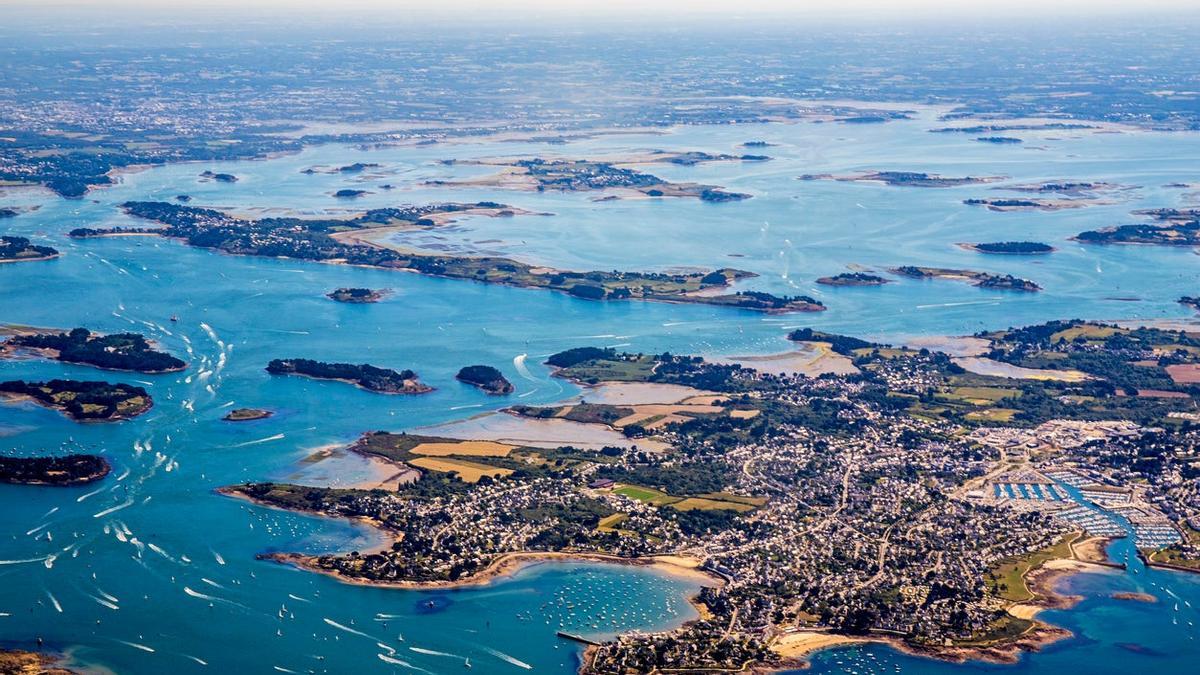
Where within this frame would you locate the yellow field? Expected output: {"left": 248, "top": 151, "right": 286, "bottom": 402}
{"left": 408, "top": 457, "right": 514, "bottom": 482}
{"left": 613, "top": 403, "right": 724, "bottom": 428}
{"left": 729, "top": 409, "right": 761, "bottom": 419}
{"left": 597, "top": 513, "right": 628, "bottom": 532}
{"left": 671, "top": 497, "right": 756, "bottom": 512}
{"left": 697, "top": 492, "right": 769, "bottom": 507}
{"left": 966, "top": 408, "right": 1019, "bottom": 422}
{"left": 1050, "top": 325, "right": 1121, "bottom": 342}
{"left": 409, "top": 441, "right": 515, "bottom": 457}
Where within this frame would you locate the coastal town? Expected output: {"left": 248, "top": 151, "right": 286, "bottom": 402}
{"left": 232, "top": 320, "right": 1200, "bottom": 672}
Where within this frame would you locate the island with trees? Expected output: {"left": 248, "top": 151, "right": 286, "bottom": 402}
{"left": 0, "top": 454, "right": 111, "bottom": 486}
{"left": 1075, "top": 209, "right": 1200, "bottom": 246}
{"left": 266, "top": 358, "right": 432, "bottom": 394}
{"left": 2, "top": 327, "right": 186, "bottom": 373}
{"left": 964, "top": 198, "right": 1090, "bottom": 212}
{"left": 333, "top": 189, "right": 369, "bottom": 198}
{"left": 430, "top": 155, "right": 752, "bottom": 202}
{"left": 0, "top": 236, "right": 58, "bottom": 263}
{"left": 976, "top": 136, "right": 1023, "bottom": 144}
{"left": 70, "top": 201, "right": 823, "bottom": 314}
{"left": 817, "top": 272, "right": 891, "bottom": 286}
{"left": 800, "top": 171, "right": 1005, "bottom": 187}
{"left": 455, "top": 365, "right": 514, "bottom": 395}
{"left": 959, "top": 241, "right": 1055, "bottom": 255}
{"left": 1180, "top": 297, "right": 1200, "bottom": 313}
{"left": 326, "top": 287, "right": 386, "bottom": 303}
{"left": 0, "top": 379, "right": 153, "bottom": 421}
{"left": 890, "top": 266, "right": 1041, "bottom": 291}
{"left": 223, "top": 408, "right": 273, "bottom": 422}
{"left": 199, "top": 170, "right": 238, "bottom": 183}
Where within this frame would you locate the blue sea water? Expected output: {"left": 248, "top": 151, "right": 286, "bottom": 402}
{"left": 1, "top": 111, "right": 1199, "bottom": 672}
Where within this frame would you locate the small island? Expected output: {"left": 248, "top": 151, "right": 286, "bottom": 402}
{"left": 0, "top": 379, "right": 153, "bottom": 421}
{"left": 2, "top": 327, "right": 186, "bottom": 373}
{"left": 429, "top": 155, "right": 752, "bottom": 201}
{"left": 1075, "top": 211, "right": 1200, "bottom": 246}
{"left": 0, "top": 454, "right": 111, "bottom": 486}
{"left": 1111, "top": 591, "right": 1157, "bottom": 603}
{"left": 334, "top": 188, "right": 369, "bottom": 198}
{"left": 1180, "top": 297, "right": 1200, "bottom": 313}
{"left": 266, "top": 358, "right": 432, "bottom": 394}
{"left": 801, "top": 171, "right": 1005, "bottom": 188}
{"left": 959, "top": 241, "right": 1055, "bottom": 255}
{"left": 223, "top": 408, "right": 273, "bottom": 422}
{"left": 890, "top": 266, "right": 1041, "bottom": 291}
{"left": 816, "top": 272, "right": 890, "bottom": 286}
{"left": 0, "top": 207, "right": 17, "bottom": 218}
{"left": 456, "top": 365, "right": 514, "bottom": 395}
{"left": 326, "top": 287, "right": 386, "bottom": 303}
{"left": 964, "top": 198, "right": 1089, "bottom": 212}
{"left": 0, "top": 236, "right": 59, "bottom": 263}
{"left": 976, "top": 136, "right": 1024, "bottom": 144}
{"left": 741, "top": 141, "right": 774, "bottom": 148}
{"left": 199, "top": 170, "right": 238, "bottom": 183}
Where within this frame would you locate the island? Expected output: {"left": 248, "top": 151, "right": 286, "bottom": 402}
{"left": 266, "top": 358, "right": 432, "bottom": 394}
{"left": 890, "top": 266, "right": 1041, "bottom": 291}
{"left": 326, "top": 287, "right": 385, "bottom": 303}
{"left": 959, "top": 241, "right": 1055, "bottom": 255}
{"left": 429, "top": 155, "right": 752, "bottom": 201}
{"left": 223, "top": 408, "right": 273, "bottom": 422}
{"left": 333, "top": 188, "right": 369, "bottom": 198}
{"left": 1180, "top": 297, "right": 1200, "bottom": 313}
{"left": 175, "top": 194, "right": 191, "bottom": 202}
{"left": 964, "top": 198, "right": 1091, "bottom": 212}
{"left": 1004, "top": 181, "right": 1125, "bottom": 196}
{"left": 929, "top": 122, "right": 1096, "bottom": 134}
{"left": 976, "top": 136, "right": 1023, "bottom": 144}
{"left": 0, "top": 207, "right": 17, "bottom": 218}
{"left": 70, "top": 201, "right": 824, "bottom": 314}
{"left": 223, "top": 318, "right": 1200, "bottom": 672}
{"left": 199, "top": 170, "right": 238, "bottom": 183}
{"left": 1075, "top": 208, "right": 1200, "bottom": 246}
{"left": 816, "top": 271, "right": 890, "bottom": 286}
{"left": 0, "top": 236, "right": 58, "bottom": 263}
{"left": 0, "top": 454, "right": 110, "bottom": 486}
{"left": 2, "top": 327, "right": 186, "bottom": 373}
{"left": 0, "top": 379, "right": 153, "bottom": 421}
{"left": 455, "top": 365, "right": 514, "bottom": 395}
{"left": 800, "top": 171, "right": 1005, "bottom": 187}
{"left": 741, "top": 140, "right": 774, "bottom": 148}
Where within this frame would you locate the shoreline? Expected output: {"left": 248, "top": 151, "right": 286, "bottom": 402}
{"left": 262, "top": 548, "right": 725, "bottom": 591}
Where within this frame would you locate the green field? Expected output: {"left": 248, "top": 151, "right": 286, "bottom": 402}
{"left": 614, "top": 484, "right": 682, "bottom": 506}
{"left": 986, "top": 533, "right": 1079, "bottom": 602}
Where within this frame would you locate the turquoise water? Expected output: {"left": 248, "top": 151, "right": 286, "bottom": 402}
{"left": 2, "top": 113, "right": 1200, "bottom": 672}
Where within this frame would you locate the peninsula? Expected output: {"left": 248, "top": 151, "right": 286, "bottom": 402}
{"left": 455, "top": 365, "right": 514, "bottom": 395}
{"left": 890, "top": 266, "right": 1042, "bottom": 291}
{"left": 2, "top": 327, "right": 186, "bottom": 373}
{"left": 0, "top": 454, "right": 111, "bottom": 486}
{"left": 0, "top": 236, "right": 58, "bottom": 263}
{"left": 0, "top": 379, "right": 153, "bottom": 421}
{"left": 266, "top": 358, "right": 432, "bottom": 394}
{"left": 71, "top": 201, "right": 823, "bottom": 314}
